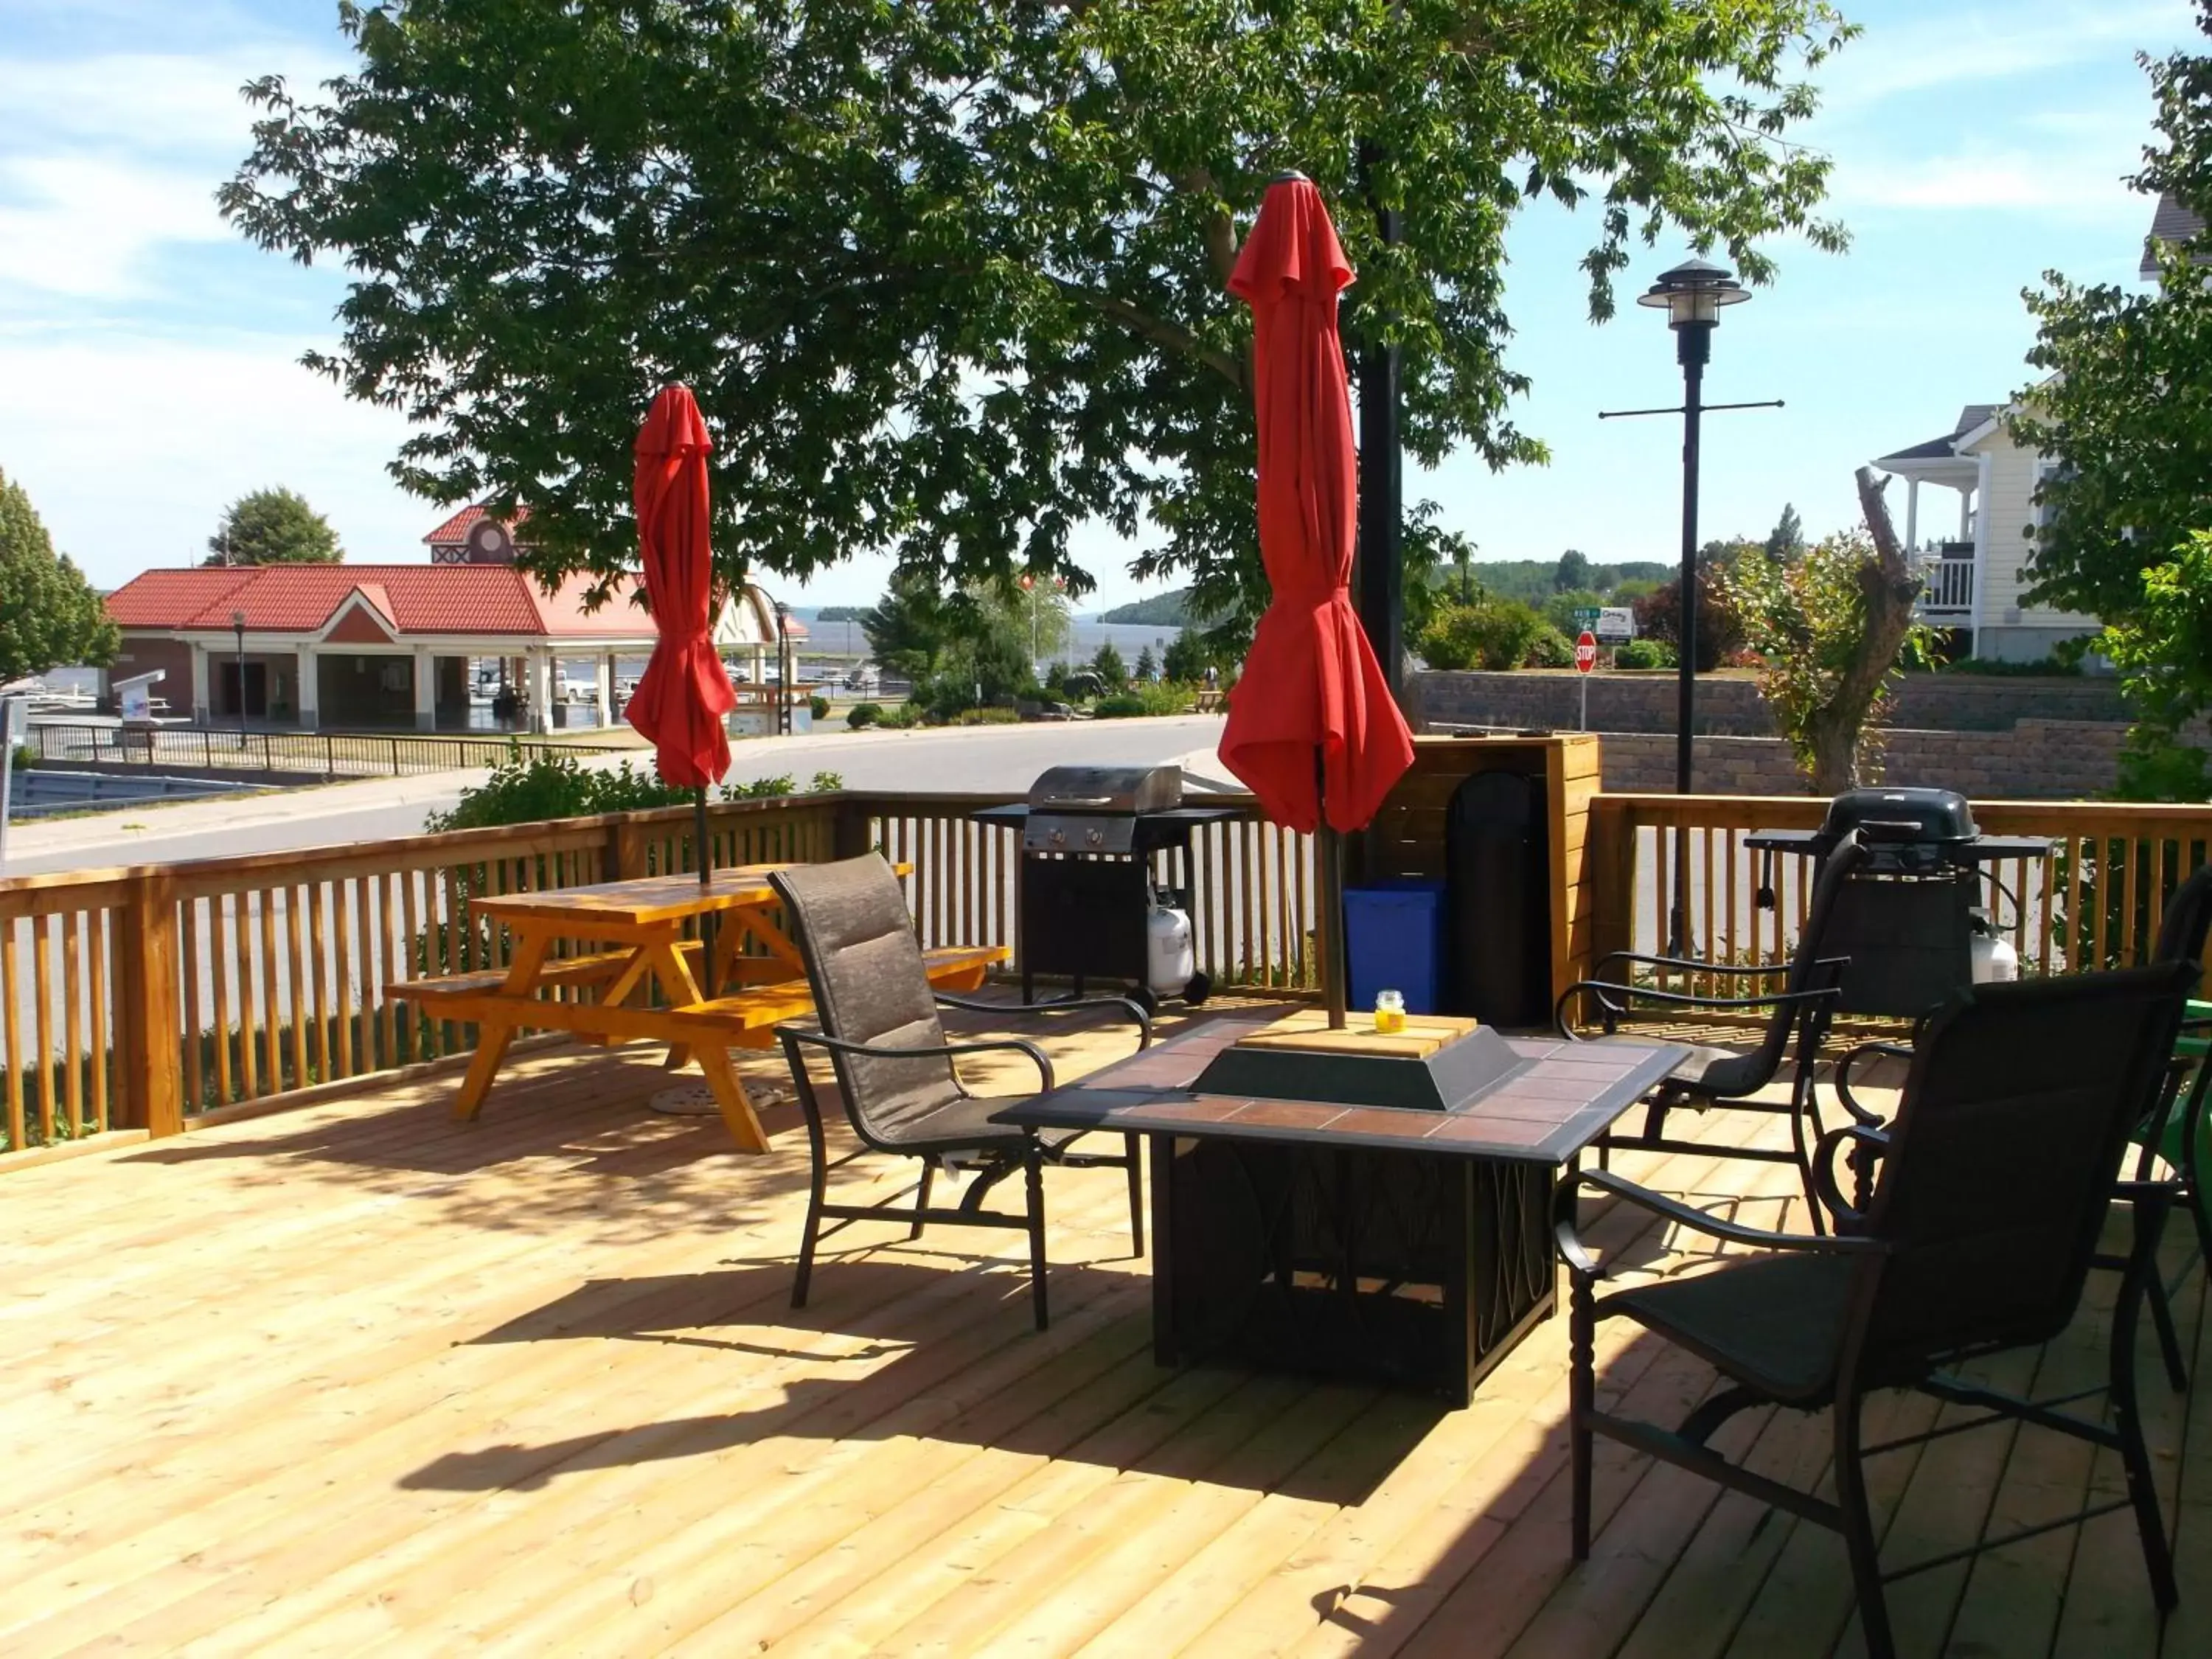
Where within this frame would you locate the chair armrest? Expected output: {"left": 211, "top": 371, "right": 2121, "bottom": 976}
{"left": 1593, "top": 949, "right": 1792, "bottom": 979}
{"left": 774, "top": 1022, "right": 1055, "bottom": 1091}
{"left": 1811, "top": 1121, "right": 1892, "bottom": 1228}
{"left": 1834, "top": 1040, "right": 1915, "bottom": 1128}
{"left": 1554, "top": 978, "right": 1840, "bottom": 1040}
{"left": 1554, "top": 1166, "right": 1888, "bottom": 1277}
{"left": 935, "top": 992, "right": 1153, "bottom": 1050}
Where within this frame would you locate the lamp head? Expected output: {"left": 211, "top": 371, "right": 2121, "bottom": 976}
{"left": 1636, "top": 257, "right": 1751, "bottom": 330}
{"left": 232, "top": 610, "right": 246, "bottom": 632}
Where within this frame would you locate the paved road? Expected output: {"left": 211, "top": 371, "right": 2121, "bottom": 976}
{"left": 1, "top": 716, "right": 1235, "bottom": 877}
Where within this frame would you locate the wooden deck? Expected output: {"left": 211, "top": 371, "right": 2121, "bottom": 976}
{"left": 5, "top": 998, "right": 2209, "bottom": 1657}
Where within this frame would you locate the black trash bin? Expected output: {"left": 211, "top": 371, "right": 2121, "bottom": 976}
{"left": 1444, "top": 770, "right": 1551, "bottom": 1027}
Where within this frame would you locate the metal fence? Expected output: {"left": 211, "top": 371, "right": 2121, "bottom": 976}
{"left": 24, "top": 723, "right": 635, "bottom": 782}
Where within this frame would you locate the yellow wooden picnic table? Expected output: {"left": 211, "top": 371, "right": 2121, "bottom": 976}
{"left": 390, "top": 863, "right": 1004, "bottom": 1152}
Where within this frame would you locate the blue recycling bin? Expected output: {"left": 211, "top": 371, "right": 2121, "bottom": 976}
{"left": 1343, "top": 879, "right": 1447, "bottom": 1015}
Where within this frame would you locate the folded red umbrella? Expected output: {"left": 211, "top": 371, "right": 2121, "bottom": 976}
{"left": 627, "top": 385, "right": 736, "bottom": 790}
{"left": 1217, "top": 175, "right": 1413, "bottom": 834}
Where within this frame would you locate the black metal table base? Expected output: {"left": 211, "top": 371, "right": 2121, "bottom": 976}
{"left": 1149, "top": 1133, "right": 1556, "bottom": 1408}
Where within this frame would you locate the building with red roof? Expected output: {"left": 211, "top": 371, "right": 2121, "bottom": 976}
{"left": 103, "top": 533, "right": 805, "bottom": 732}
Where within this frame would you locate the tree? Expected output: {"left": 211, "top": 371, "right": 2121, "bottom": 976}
{"left": 860, "top": 572, "right": 952, "bottom": 682}
{"left": 206, "top": 487, "right": 342, "bottom": 565}
{"left": 1721, "top": 470, "right": 1930, "bottom": 793}
{"left": 1632, "top": 559, "right": 1747, "bottom": 672}
{"left": 223, "top": 1, "right": 1851, "bottom": 641}
{"left": 2010, "top": 5, "right": 2212, "bottom": 634}
{"left": 1763, "top": 503, "right": 1805, "bottom": 563}
{"left": 1091, "top": 641, "right": 1129, "bottom": 692}
{"left": 0, "top": 469, "right": 118, "bottom": 683}
{"left": 1544, "top": 587, "right": 1607, "bottom": 636}
{"left": 1161, "top": 629, "right": 1211, "bottom": 684}
{"left": 1416, "top": 597, "right": 1546, "bottom": 672}
{"left": 1552, "top": 549, "right": 1593, "bottom": 593}
{"left": 1134, "top": 644, "right": 1158, "bottom": 683}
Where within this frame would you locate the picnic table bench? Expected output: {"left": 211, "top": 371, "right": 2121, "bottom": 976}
{"left": 388, "top": 863, "right": 1006, "bottom": 1152}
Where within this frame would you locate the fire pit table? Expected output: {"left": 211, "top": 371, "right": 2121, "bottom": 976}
{"left": 992, "top": 1010, "right": 1683, "bottom": 1405}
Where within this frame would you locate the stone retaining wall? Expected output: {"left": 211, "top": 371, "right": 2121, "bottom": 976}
{"left": 1408, "top": 669, "right": 2131, "bottom": 736}
{"left": 1589, "top": 720, "right": 2132, "bottom": 799}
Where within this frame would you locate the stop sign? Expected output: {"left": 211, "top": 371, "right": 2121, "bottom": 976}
{"left": 1574, "top": 630, "right": 1599, "bottom": 673}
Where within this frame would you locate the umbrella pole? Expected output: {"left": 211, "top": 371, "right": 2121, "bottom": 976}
{"left": 1316, "top": 752, "right": 1347, "bottom": 1030}
{"left": 695, "top": 785, "right": 719, "bottom": 994}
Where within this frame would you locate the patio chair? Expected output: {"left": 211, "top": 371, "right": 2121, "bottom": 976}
{"left": 768, "top": 854, "right": 1149, "bottom": 1331}
{"left": 1556, "top": 963, "right": 2196, "bottom": 1659}
{"left": 1554, "top": 832, "right": 1868, "bottom": 1222}
{"left": 1831, "top": 860, "right": 2212, "bottom": 1389}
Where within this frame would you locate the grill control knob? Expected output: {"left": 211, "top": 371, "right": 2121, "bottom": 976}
{"left": 1086, "top": 827, "right": 1103, "bottom": 847}
{"left": 1048, "top": 828, "right": 1065, "bottom": 847}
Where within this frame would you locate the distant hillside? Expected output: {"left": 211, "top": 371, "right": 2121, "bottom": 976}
{"left": 1439, "top": 560, "right": 1671, "bottom": 605}
{"left": 1096, "top": 590, "right": 1192, "bottom": 627}
{"left": 813, "top": 605, "right": 869, "bottom": 622}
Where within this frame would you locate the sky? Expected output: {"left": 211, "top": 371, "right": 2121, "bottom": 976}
{"left": 0, "top": 0, "right": 2202, "bottom": 611}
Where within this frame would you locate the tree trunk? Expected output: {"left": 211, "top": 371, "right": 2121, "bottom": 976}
{"left": 1809, "top": 467, "right": 1925, "bottom": 793}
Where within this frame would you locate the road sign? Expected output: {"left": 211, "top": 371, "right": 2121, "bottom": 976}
{"left": 1573, "top": 631, "right": 1599, "bottom": 673}
{"left": 1570, "top": 606, "right": 1601, "bottom": 628}
{"left": 1595, "top": 606, "right": 1636, "bottom": 642}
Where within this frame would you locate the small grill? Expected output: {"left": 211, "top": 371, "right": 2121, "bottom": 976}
{"left": 1747, "top": 788, "right": 2051, "bottom": 1018}
{"left": 975, "top": 766, "right": 1239, "bottom": 1007}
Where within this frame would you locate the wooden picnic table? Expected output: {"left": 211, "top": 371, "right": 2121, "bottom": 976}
{"left": 390, "top": 863, "right": 1005, "bottom": 1153}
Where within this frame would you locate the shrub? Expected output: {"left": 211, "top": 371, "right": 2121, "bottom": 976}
{"left": 808, "top": 693, "right": 830, "bottom": 720}
{"left": 953, "top": 706, "right": 1021, "bottom": 725}
{"left": 1092, "top": 692, "right": 1149, "bottom": 718}
{"left": 845, "top": 701, "right": 883, "bottom": 729}
{"left": 1525, "top": 625, "right": 1575, "bottom": 669}
{"left": 1919, "top": 655, "right": 2084, "bottom": 678}
{"left": 425, "top": 747, "right": 692, "bottom": 832}
{"left": 728, "top": 774, "right": 796, "bottom": 798}
{"left": 809, "top": 770, "right": 845, "bottom": 793}
{"left": 1416, "top": 597, "right": 1546, "bottom": 671}
{"left": 1613, "top": 638, "right": 1675, "bottom": 670}
{"left": 10, "top": 744, "right": 33, "bottom": 773}
{"left": 1632, "top": 565, "right": 1745, "bottom": 671}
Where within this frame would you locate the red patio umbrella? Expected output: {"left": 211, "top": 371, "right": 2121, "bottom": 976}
{"left": 627, "top": 384, "right": 737, "bottom": 886}
{"left": 1218, "top": 173, "right": 1414, "bottom": 1025}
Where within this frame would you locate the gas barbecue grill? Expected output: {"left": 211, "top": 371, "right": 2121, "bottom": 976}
{"left": 1747, "top": 787, "right": 2050, "bottom": 1017}
{"left": 975, "top": 765, "right": 1241, "bottom": 1008}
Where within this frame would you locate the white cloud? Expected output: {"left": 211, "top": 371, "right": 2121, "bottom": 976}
{"left": 1817, "top": 0, "right": 2197, "bottom": 111}
{"left": 0, "top": 45, "right": 342, "bottom": 303}
{"left": 1831, "top": 150, "right": 2143, "bottom": 218}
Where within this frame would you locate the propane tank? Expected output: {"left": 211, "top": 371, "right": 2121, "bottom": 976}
{"left": 1146, "top": 894, "right": 1194, "bottom": 996}
{"left": 1969, "top": 913, "right": 2019, "bottom": 984}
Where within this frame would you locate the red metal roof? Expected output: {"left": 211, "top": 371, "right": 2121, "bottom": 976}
{"left": 422, "top": 504, "right": 534, "bottom": 546}
{"left": 105, "top": 565, "right": 655, "bottom": 641}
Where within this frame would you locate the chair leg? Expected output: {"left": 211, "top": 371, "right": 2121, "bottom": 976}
{"left": 1026, "top": 1148, "right": 1050, "bottom": 1332}
{"left": 1124, "top": 1132, "right": 1145, "bottom": 1256}
{"left": 911, "top": 1161, "right": 934, "bottom": 1242}
{"left": 793, "top": 1113, "right": 830, "bottom": 1310}
{"left": 1569, "top": 1272, "right": 1596, "bottom": 1562}
{"left": 2144, "top": 1267, "right": 2191, "bottom": 1394}
{"left": 1834, "top": 1390, "right": 1896, "bottom": 1659}
{"left": 2113, "top": 1196, "right": 2183, "bottom": 1610}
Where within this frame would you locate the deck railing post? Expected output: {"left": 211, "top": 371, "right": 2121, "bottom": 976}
{"left": 1588, "top": 798, "right": 1637, "bottom": 976}
{"left": 832, "top": 796, "right": 874, "bottom": 862}
{"left": 114, "top": 871, "right": 184, "bottom": 1138}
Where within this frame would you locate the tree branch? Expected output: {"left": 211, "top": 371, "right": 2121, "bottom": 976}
{"left": 1050, "top": 278, "right": 1245, "bottom": 389}
{"left": 1174, "top": 167, "right": 1239, "bottom": 288}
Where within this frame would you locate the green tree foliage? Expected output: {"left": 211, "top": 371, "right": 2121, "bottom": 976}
{"left": 223, "top": 1, "right": 1851, "bottom": 640}
{"left": 2010, "top": 7, "right": 2212, "bottom": 634}
{"left": 2098, "top": 531, "right": 2212, "bottom": 799}
{"left": 1763, "top": 503, "right": 1805, "bottom": 563}
{"left": 1134, "top": 644, "right": 1158, "bottom": 682}
{"left": 1091, "top": 641, "right": 1129, "bottom": 692}
{"left": 1543, "top": 588, "right": 1607, "bottom": 636}
{"left": 206, "top": 487, "right": 342, "bottom": 565}
{"left": 1553, "top": 549, "right": 1593, "bottom": 592}
{"left": 1721, "top": 478, "right": 1930, "bottom": 792}
{"left": 0, "top": 468, "right": 118, "bottom": 683}
{"left": 1097, "top": 591, "right": 1193, "bottom": 627}
{"left": 1416, "top": 597, "right": 1546, "bottom": 672}
{"left": 860, "top": 573, "right": 952, "bottom": 682}
{"left": 1632, "top": 560, "right": 1747, "bottom": 672}
{"left": 1161, "top": 629, "right": 1212, "bottom": 683}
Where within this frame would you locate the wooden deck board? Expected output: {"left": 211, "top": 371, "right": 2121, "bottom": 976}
{"left": 0, "top": 1000, "right": 2202, "bottom": 1657}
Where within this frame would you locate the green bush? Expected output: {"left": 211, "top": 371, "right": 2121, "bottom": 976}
{"left": 953, "top": 706, "right": 1022, "bottom": 726}
{"left": 1613, "top": 638, "right": 1676, "bottom": 670}
{"left": 425, "top": 748, "right": 692, "bottom": 832}
{"left": 810, "top": 770, "right": 845, "bottom": 793}
{"left": 808, "top": 693, "right": 830, "bottom": 720}
{"left": 845, "top": 701, "right": 883, "bottom": 729}
{"left": 9, "top": 744, "right": 33, "bottom": 773}
{"left": 1526, "top": 625, "right": 1575, "bottom": 669}
{"left": 1417, "top": 597, "right": 1547, "bottom": 671}
{"left": 1091, "top": 681, "right": 1190, "bottom": 719}
{"left": 1092, "top": 692, "right": 1149, "bottom": 718}
{"left": 1916, "top": 655, "right": 2083, "bottom": 678}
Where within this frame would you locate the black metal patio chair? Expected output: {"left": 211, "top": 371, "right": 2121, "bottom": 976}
{"left": 1832, "top": 859, "right": 2212, "bottom": 1389}
{"left": 769, "top": 853, "right": 1149, "bottom": 1331}
{"left": 1555, "top": 832, "right": 1868, "bottom": 1221}
{"left": 1556, "top": 963, "right": 2197, "bottom": 1659}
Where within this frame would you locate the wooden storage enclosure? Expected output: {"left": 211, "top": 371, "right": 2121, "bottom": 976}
{"left": 1357, "top": 733, "right": 1600, "bottom": 1015}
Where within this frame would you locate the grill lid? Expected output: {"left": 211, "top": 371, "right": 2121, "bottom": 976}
{"left": 1026, "top": 765, "right": 1183, "bottom": 816}
{"left": 1820, "top": 787, "right": 1978, "bottom": 845}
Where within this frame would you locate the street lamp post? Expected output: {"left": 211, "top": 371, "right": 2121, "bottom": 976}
{"left": 232, "top": 610, "right": 248, "bottom": 748}
{"left": 773, "top": 600, "right": 792, "bottom": 735}
{"left": 1599, "top": 257, "right": 1781, "bottom": 953}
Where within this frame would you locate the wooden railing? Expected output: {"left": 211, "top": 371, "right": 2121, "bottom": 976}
{"left": 1586, "top": 793, "right": 2212, "bottom": 995}
{"left": 0, "top": 789, "right": 1319, "bottom": 1158}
